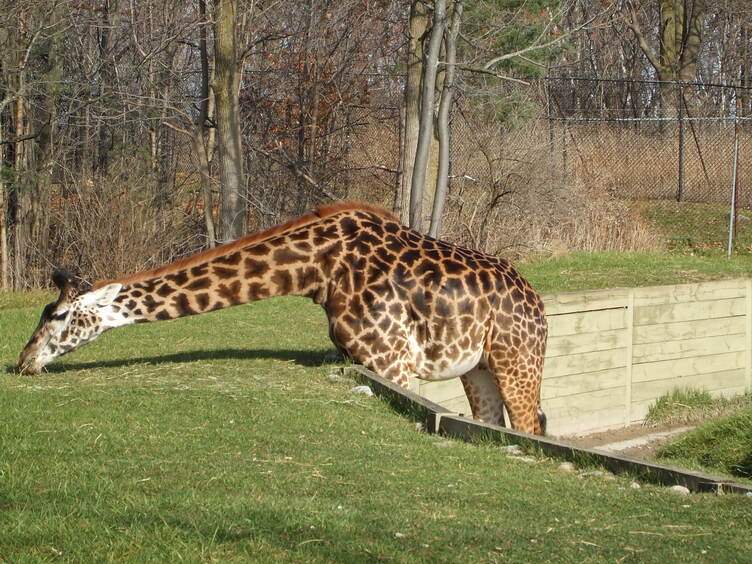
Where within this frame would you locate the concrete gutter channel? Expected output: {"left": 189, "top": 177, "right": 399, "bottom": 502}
{"left": 582, "top": 426, "right": 696, "bottom": 454}
{"left": 343, "top": 365, "right": 752, "bottom": 496}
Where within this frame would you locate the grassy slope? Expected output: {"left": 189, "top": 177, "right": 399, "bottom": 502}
{"left": 644, "top": 390, "right": 752, "bottom": 483}
{"left": 516, "top": 199, "right": 752, "bottom": 295}
{"left": 657, "top": 407, "right": 752, "bottom": 480}
{"left": 645, "top": 389, "right": 752, "bottom": 427}
{"left": 2, "top": 293, "right": 751, "bottom": 562}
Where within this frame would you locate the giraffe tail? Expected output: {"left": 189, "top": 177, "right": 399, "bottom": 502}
{"left": 537, "top": 408, "right": 547, "bottom": 436}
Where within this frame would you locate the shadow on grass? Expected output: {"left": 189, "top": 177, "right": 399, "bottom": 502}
{"left": 5, "top": 347, "right": 341, "bottom": 374}
{"left": 115, "top": 506, "right": 389, "bottom": 561}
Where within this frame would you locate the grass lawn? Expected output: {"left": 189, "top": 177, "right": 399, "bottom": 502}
{"left": 520, "top": 250, "right": 752, "bottom": 294}
{"left": 2, "top": 291, "right": 752, "bottom": 562}
{"left": 641, "top": 389, "right": 752, "bottom": 484}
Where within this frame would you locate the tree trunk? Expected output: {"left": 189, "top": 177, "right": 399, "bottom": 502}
{"left": 429, "top": 0, "right": 462, "bottom": 239}
{"left": 423, "top": 120, "right": 440, "bottom": 232}
{"left": 0, "top": 100, "right": 7, "bottom": 289}
{"left": 741, "top": 22, "right": 749, "bottom": 117}
{"left": 198, "top": 0, "right": 216, "bottom": 247}
{"left": 630, "top": 0, "right": 707, "bottom": 113}
{"left": 409, "top": 0, "right": 445, "bottom": 232}
{"left": 191, "top": 128, "right": 217, "bottom": 249}
{"left": 96, "top": 0, "right": 117, "bottom": 176}
{"left": 13, "top": 9, "right": 29, "bottom": 289}
{"left": 400, "top": 1, "right": 428, "bottom": 225}
{"left": 214, "top": 0, "right": 245, "bottom": 243}
{"left": 29, "top": 9, "right": 61, "bottom": 287}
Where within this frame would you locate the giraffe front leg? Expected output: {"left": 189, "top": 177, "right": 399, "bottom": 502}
{"left": 330, "top": 319, "right": 416, "bottom": 389}
{"left": 360, "top": 351, "right": 416, "bottom": 389}
{"left": 460, "top": 366, "right": 506, "bottom": 427}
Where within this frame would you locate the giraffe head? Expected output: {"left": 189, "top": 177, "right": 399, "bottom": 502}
{"left": 18, "top": 269, "right": 123, "bottom": 374}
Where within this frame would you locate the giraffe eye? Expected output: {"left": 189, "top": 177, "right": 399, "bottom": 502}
{"left": 51, "top": 311, "right": 69, "bottom": 321}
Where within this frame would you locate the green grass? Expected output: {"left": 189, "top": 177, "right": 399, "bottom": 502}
{"left": 0, "top": 290, "right": 54, "bottom": 311}
{"left": 519, "top": 250, "right": 752, "bottom": 294}
{"left": 657, "top": 407, "right": 752, "bottom": 481}
{"left": 645, "top": 390, "right": 752, "bottom": 482}
{"left": 2, "top": 294, "right": 752, "bottom": 562}
{"left": 642, "top": 200, "right": 752, "bottom": 255}
{"left": 645, "top": 388, "right": 715, "bottom": 426}
{"left": 644, "top": 389, "right": 752, "bottom": 427}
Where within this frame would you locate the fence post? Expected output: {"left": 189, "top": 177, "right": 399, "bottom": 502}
{"left": 746, "top": 279, "right": 752, "bottom": 393}
{"left": 562, "top": 121, "right": 568, "bottom": 173}
{"left": 547, "top": 80, "right": 555, "bottom": 163}
{"left": 676, "top": 85, "right": 685, "bottom": 202}
{"left": 727, "top": 117, "right": 740, "bottom": 258}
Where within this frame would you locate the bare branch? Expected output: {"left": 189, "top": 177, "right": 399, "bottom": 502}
{"left": 0, "top": 122, "right": 50, "bottom": 145}
{"left": 161, "top": 120, "right": 192, "bottom": 137}
{"left": 454, "top": 64, "right": 530, "bottom": 85}
{"left": 249, "top": 144, "right": 338, "bottom": 202}
{"left": 625, "top": 0, "right": 664, "bottom": 73}
{"left": 482, "top": 9, "right": 599, "bottom": 71}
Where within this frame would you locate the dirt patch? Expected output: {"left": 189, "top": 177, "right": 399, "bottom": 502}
{"left": 560, "top": 422, "right": 696, "bottom": 461}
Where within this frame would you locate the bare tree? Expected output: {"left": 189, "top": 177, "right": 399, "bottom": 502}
{"left": 399, "top": 1, "right": 429, "bottom": 225}
{"left": 197, "top": 0, "right": 217, "bottom": 246}
{"left": 429, "top": 0, "right": 462, "bottom": 239}
{"left": 214, "top": 0, "right": 246, "bottom": 243}
{"left": 627, "top": 0, "right": 708, "bottom": 109}
{"left": 160, "top": 0, "right": 218, "bottom": 249}
{"left": 409, "top": 0, "right": 445, "bottom": 231}
{"left": 0, "top": 2, "right": 63, "bottom": 289}
{"left": 406, "top": 0, "right": 581, "bottom": 238}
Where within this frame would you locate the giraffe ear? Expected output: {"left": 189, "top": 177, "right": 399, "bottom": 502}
{"left": 52, "top": 267, "right": 78, "bottom": 304}
{"left": 52, "top": 268, "right": 75, "bottom": 291}
{"left": 80, "top": 283, "right": 122, "bottom": 308}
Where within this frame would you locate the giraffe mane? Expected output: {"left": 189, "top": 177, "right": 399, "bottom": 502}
{"left": 92, "top": 201, "right": 398, "bottom": 289}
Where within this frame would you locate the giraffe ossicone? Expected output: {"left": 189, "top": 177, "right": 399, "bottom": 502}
{"left": 19, "top": 202, "right": 548, "bottom": 435}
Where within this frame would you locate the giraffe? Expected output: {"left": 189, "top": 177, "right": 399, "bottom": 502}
{"left": 19, "top": 202, "right": 548, "bottom": 434}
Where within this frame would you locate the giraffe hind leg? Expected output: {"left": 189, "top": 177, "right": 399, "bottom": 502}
{"left": 459, "top": 366, "right": 506, "bottom": 427}
{"left": 488, "top": 350, "right": 545, "bottom": 435}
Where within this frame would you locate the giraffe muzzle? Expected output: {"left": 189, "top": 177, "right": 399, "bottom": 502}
{"left": 18, "top": 347, "right": 44, "bottom": 375}
{"left": 18, "top": 360, "right": 43, "bottom": 375}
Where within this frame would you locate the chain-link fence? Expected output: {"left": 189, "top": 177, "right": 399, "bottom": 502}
{"left": 330, "top": 75, "right": 752, "bottom": 258}
{"left": 240, "top": 75, "right": 752, "bottom": 259}
{"left": 28, "top": 74, "right": 750, "bottom": 289}
{"left": 546, "top": 76, "right": 752, "bottom": 255}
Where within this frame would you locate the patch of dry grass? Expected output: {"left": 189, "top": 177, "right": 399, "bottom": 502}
{"left": 435, "top": 122, "right": 663, "bottom": 259}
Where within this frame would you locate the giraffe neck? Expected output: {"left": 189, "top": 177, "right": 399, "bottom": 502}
{"left": 107, "top": 223, "right": 336, "bottom": 325}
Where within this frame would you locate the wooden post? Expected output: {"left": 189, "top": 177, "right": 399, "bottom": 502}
{"left": 727, "top": 117, "right": 740, "bottom": 258}
{"left": 746, "top": 279, "right": 752, "bottom": 392}
{"left": 676, "top": 86, "right": 685, "bottom": 202}
{"left": 624, "top": 291, "right": 634, "bottom": 425}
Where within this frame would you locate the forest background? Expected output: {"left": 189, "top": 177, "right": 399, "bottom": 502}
{"left": 1, "top": 0, "right": 750, "bottom": 289}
